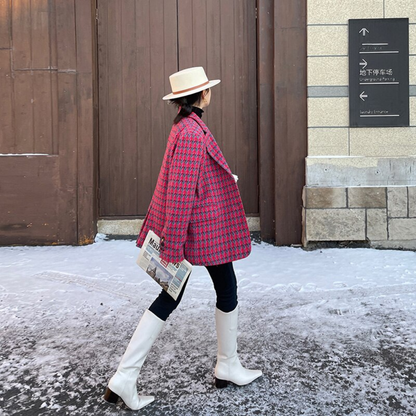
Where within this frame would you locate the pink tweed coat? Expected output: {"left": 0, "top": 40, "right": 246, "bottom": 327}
{"left": 137, "top": 112, "right": 251, "bottom": 266}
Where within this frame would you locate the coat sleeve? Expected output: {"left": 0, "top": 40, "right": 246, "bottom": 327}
{"left": 159, "top": 129, "right": 205, "bottom": 264}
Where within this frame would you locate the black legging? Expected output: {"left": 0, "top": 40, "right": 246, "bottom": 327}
{"left": 149, "top": 262, "right": 238, "bottom": 321}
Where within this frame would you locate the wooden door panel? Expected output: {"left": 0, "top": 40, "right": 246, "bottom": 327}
{"left": 0, "top": 49, "right": 14, "bottom": 152}
{"left": 0, "top": 156, "right": 60, "bottom": 244}
{"left": 0, "top": 0, "right": 96, "bottom": 245}
{"left": 98, "top": 0, "right": 259, "bottom": 217}
{"left": 98, "top": 0, "right": 178, "bottom": 217}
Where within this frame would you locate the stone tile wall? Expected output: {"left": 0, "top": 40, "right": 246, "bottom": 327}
{"left": 303, "top": 186, "right": 416, "bottom": 249}
{"left": 307, "top": 0, "right": 416, "bottom": 158}
{"left": 303, "top": 0, "right": 416, "bottom": 249}
{"left": 305, "top": 2, "right": 416, "bottom": 246}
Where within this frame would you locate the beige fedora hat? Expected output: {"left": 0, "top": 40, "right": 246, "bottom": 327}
{"left": 163, "top": 67, "right": 220, "bottom": 100}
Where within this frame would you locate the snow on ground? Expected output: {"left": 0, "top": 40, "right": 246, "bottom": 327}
{"left": 1, "top": 236, "right": 416, "bottom": 415}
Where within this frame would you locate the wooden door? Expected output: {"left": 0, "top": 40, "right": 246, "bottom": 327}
{"left": 0, "top": 1, "right": 96, "bottom": 245}
{"left": 98, "top": 0, "right": 258, "bottom": 218}
{"left": 97, "top": 0, "right": 178, "bottom": 217}
{"left": 177, "top": 0, "right": 258, "bottom": 215}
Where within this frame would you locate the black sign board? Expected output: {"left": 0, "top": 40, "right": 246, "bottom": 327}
{"left": 349, "top": 18, "right": 409, "bottom": 127}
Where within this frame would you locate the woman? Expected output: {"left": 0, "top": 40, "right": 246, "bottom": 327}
{"left": 104, "top": 67, "right": 262, "bottom": 411}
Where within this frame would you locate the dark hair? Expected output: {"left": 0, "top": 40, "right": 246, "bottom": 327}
{"left": 169, "top": 90, "right": 205, "bottom": 124}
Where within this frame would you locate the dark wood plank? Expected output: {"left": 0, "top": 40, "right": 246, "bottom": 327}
{"left": 91, "top": 0, "right": 99, "bottom": 234}
{"left": 234, "top": 0, "right": 244, "bottom": 180}
{"left": 33, "top": 71, "right": 53, "bottom": 153}
{"left": 186, "top": 0, "right": 209, "bottom": 128}
{"left": 162, "top": 0, "right": 178, "bottom": 149}
{"left": 31, "top": 0, "right": 50, "bottom": 69}
{"left": 76, "top": 72, "right": 95, "bottom": 244}
{"left": 54, "top": 0, "right": 78, "bottom": 244}
{"left": 50, "top": 70, "right": 59, "bottom": 154}
{"left": 14, "top": 72, "right": 34, "bottom": 153}
{"left": 233, "top": 0, "right": 258, "bottom": 214}
{"left": 0, "top": 49, "right": 14, "bottom": 153}
{"left": 75, "top": 0, "right": 96, "bottom": 244}
{"left": 11, "top": 0, "right": 31, "bottom": 69}
{"left": 106, "top": 0, "right": 123, "bottom": 215}
{"left": 75, "top": 0, "right": 93, "bottom": 73}
{"left": 0, "top": 0, "right": 11, "bottom": 48}
{"left": 178, "top": 0, "right": 193, "bottom": 69}
{"left": 55, "top": 0, "right": 76, "bottom": 71}
{"left": 275, "top": 1, "right": 306, "bottom": 30}
{"left": 246, "top": 0, "right": 259, "bottom": 215}
{"left": 149, "top": 0, "right": 168, "bottom": 187}
{"left": 219, "top": 0, "right": 236, "bottom": 171}
{"left": 257, "top": 0, "right": 276, "bottom": 242}
{"left": 0, "top": 156, "right": 59, "bottom": 245}
{"left": 121, "top": 0, "right": 138, "bottom": 215}
{"left": 205, "top": 0, "right": 222, "bottom": 138}
{"left": 98, "top": 0, "right": 110, "bottom": 216}
{"left": 56, "top": 72, "right": 78, "bottom": 243}
{"left": 192, "top": 0, "right": 207, "bottom": 68}
{"left": 49, "top": 0, "right": 58, "bottom": 69}
{"left": 273, "top": 1, "right": 307, "bottom": 245}
{"left": 136, "top": 0, "right": 152, "bottom": 214}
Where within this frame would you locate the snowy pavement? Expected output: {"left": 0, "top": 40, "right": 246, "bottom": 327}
{"left": 1, "top": 236, "right": 416, "bottom": 415}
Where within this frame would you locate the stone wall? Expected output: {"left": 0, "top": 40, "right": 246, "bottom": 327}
{"left": 303, "top": 186, "right": 416, "bottom": 249}
{"left": 305, "top": 0, "right": 416, "bottom": 248}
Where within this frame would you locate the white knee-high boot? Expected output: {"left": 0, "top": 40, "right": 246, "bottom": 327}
{"left": 215, "top": 306, "right": 262, "bottom": 388}
{"left": 104, "top": 310, "right": 165, "bottom": 410}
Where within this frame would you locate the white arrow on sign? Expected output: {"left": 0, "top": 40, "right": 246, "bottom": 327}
{"left": 359, "top": 28, "right": 370, "bottom": 36}
{"left": 360, "top": 91, "right": 368, "bottom": 101}
{"left": 359, "top": 59, "right": 368, "bottom": 69}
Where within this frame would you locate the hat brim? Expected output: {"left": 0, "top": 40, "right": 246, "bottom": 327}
{"left": 162, "top": 79, "right": 221, "bottom": 101}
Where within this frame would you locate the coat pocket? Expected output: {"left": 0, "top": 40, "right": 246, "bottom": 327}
{"left": 190, "top": 199, "right": 219, "bottom": 223}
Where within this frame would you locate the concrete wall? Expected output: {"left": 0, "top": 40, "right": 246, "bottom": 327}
{"left": 304, "top": 0, "right": 416, "bottom": 249}
{"left": 97, "top": 217, "right": 261, "bottom": 237}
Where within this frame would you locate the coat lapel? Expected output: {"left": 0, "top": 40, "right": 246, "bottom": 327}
{"left": 188, "top": 113, "right": 232, "bottom": 175}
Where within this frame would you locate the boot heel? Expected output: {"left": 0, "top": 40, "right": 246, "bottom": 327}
{"left": 215, "top": 378, "right": 229, "bottom": 389}
{"left": 104, "top": 387, "right": 119, "bottom": 404}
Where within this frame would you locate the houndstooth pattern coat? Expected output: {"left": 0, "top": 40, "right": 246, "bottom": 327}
{"left": 136, "top": 112, "right": 251, "bottom": 266}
